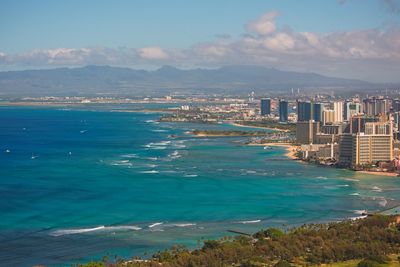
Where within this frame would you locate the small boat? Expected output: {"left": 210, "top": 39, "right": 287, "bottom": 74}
{"left": 31, "top": 154, "right": 38, "bottom": 160}
{"left": 5, "top": 149, "right": 10, "bottom": 153}
{"left": 263, "top": 146, "right": 273, "bottom": 150}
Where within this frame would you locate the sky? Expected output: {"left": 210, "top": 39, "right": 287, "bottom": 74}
{"left": 1, "top": 0, "right": 400, "bottom": 82}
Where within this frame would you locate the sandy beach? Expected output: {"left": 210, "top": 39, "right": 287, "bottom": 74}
{"left": 230, "top": 122, "right": 290, "bottom": 132}
{"left": 248, "top": 142, "right": 299, "bottom": 159}
{"left": 356, "top": 171, "right": 399, "bottom": 177}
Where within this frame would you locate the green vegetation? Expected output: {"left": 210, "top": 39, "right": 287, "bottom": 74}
{"left": 192, "top": 129, "right": 270, "bottom": 136}
{"left": 78, "top": 215, "right": 400, "bottom": 267}
{"left": 235, "top": 120, "right": 296, "bottom": 132}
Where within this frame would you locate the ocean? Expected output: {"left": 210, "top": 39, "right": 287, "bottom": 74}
{"left": 1, "top": 104, "right": 399, "bottom": 266}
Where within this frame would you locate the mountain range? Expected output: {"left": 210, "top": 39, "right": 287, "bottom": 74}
{"left": 0, "top": 65, "right": 382, "bottom": 97}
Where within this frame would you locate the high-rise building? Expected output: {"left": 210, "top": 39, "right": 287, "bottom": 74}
{"left": 338, "top": 121, "right": 393, "bottom": 167}
{"left": 323, "top": 110, "right": 335, "bottom": 124}
{"left": 349, "top": 115, "right": 380, "bottom": 134}
{"left": 313, "top": 103, "right": 324, "bottom": 122}
{"left": 296, "top": 120, "right": 320, "bottom": 144}
{"left": 321, "top": 124, "right": 344, "bottom": 135}
{"left": 260, "top": 98, "right": 271, "bottom": 116}
{"left": 394, "top": 112, "right": 400, "bottom": 130}
{"left": 279, "top": 100, "right": 288, "bottom": 122}
{"left": 344, "top": 102, "right": 361, "bottom": 121}
{"left": 296, "top": 101, "right": 324, "bottom": 122}
{"left": 338, "top": 134, "right": 354, "bottom": 166}
{"left": 353, "top": 133, "right": 392, "bottom": 166}
{"left": 364, "top": 122, "right": 392, "bottom": 135}
{"left": 362, "top": 97, "right": 390, "bottom": 116}
{"left": 297, "top": 101, "right": 312, "bottom": 121}
{"left": 392, "top": 100, "right": 400, "bottom": 112}
{"left": 333, "top": 101, "right": 343, "bottom": 122}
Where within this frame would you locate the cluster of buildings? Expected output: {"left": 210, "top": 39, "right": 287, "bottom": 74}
{"left": 287, "top": 96, "right": 400, "bottom": 172}
{"left": 258, "top": 95, "right": 400, "bottom": 173}
{"left": 260, "top": 98, "right": 289, "bottom": 122}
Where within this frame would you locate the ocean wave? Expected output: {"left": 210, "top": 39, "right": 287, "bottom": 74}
{"left": 350, "top": 215, "right": 368, "bottom": 220}
{"left": 353, "top": 210, "right": 367, "bottom": 215}
{"left": 111, "top": 160, "right": 133, "bottom": 167}
{"left": 371, "top": 186, "right": 382, "bottom": 192}
{"left": 379, "top": 198, "right": 388, "bottom": 207}
{"left": 143, "top": 143, "right": 168, "bottom": 149}
{"left": 350, "top": 192, "right": 360, "bottom": 196}
{"left": 145, "top": 164, "right": 158, "bottom": 168}
{"left": 184, "top": 174, "right": 198, "bottom": 178}
{"left": 343, "top": 178, "right": 360, "bottom": 182}
{"left": 168, "top": 150, "right": 182, "bottom": 159}
{"left": 173, "top": 145, "right": 187, "bottom": 149}
{"left": 120, "top": 154, "right": 139, "bottom": 159}
{"left": 316, "top": 176, "right": 328, "bottom": 180}
{"left": 337, "top": 184, "right": 350, "bottom": 187}
{"left": 152, "top": 129, "right": 168, "bottom": 132}
{"left": 323, "top": 186, "right": 338, "bottom": 190}
{"left": 50, "top": 225, "right": 141, "bottom": 237}
{"left": 148, "top": 222, "right": 163, "bottom": 228}
{"left": 144, "top": 141, "right": 171, "bottom": 147}
{"left": 173, "top": 223, "right": 196, "bottom": 227}
{"left": 238, "top": 219, "right": 261, "bottom": 224}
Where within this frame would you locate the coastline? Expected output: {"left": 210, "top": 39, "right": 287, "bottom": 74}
{"left": 230, "top": 122, "right": 290, "bottom": 132}
{"left": 248, "top": 142, "right": 299, "bottom": 159}
{"left": 356, "top": 170, "right": 399, "bottom": 177}
{"left": 0, "top": 101, "right": 83, "bottom": 107}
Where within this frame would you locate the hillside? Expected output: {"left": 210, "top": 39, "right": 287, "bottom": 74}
{"left": 0, "top": 65, "right": 373, "bottom": 97}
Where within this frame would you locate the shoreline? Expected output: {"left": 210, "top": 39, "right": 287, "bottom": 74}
{"left": 356, "top": 170, "right": 399, "bottom": 177}
{"left": 230, "top": 122, "right": 290, "bottom": 132}
{"left": 248, "top": 142, "right": 299, "bottom": 159}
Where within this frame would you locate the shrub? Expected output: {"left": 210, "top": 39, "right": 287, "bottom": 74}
{"left": 357, "top": 259, "right": 380, "bottom": 267}
{"left": 202, "top": 240, "right": 221, "bottom": 251}
{"left": 273, "top": 260, "right": 292, "bottom": 267}
{"left": 254, "top": 228, "right": 285, "bottom": 240}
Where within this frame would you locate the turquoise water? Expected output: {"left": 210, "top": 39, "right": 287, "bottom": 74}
{"left": 1, "top": 105, "right": 400, "bottom": 266}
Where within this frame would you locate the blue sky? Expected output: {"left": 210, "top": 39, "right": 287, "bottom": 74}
{"left": 1, "top": 0, "right": 400, "bottom": 82}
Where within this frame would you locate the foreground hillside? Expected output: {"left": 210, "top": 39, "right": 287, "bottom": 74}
{"left": 80, "top": 215, "right": 400, "bottom": 267}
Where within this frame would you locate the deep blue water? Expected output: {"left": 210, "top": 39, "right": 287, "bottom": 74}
{"left": 1, "top": 105, "right": 400, "bottom": 266}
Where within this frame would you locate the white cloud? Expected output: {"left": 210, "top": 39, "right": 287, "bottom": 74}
{"left": 138, "top": 46, "right": 168, "bottom": 60}
{"left": 1, "top": 11, "right": 400, "bottom": 82}
{"left": 263, "top": 33, "right": 295, "bottom": 51}
{"left": 245, "top": 11, "right": 279, "bottom": 35}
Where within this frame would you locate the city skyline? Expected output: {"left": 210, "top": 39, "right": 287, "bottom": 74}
{"left": 1, "top": 0, "right": 400, "bottom": 82}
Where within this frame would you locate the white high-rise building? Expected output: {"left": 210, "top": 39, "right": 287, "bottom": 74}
{"left": 344, "top": 102, "right": 361, "bottom": 121}
{"left": 333, "top": 101, "right": 343, "bottom": 123}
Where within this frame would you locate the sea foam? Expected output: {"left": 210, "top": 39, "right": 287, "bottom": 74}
{"left": 238, "top": 219, "right": 261, "bottom": 224}
{"left": 148, "top": 222, "right": 163, "bottom": 228}
{"left": 50, "top": 225, "right": 141, "bottom": 236}
{"left": 371, "top": 186, "right": 383, "bottom": 192}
